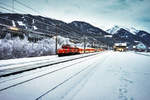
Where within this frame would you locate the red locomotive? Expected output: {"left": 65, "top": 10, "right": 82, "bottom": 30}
{"left": 57, "top": 44, "right": 103, "bottom": 56}
{"left": 57, "top": 45, "right": 81, "bottom": 56}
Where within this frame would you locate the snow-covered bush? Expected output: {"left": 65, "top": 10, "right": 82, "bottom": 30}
{"left": 57, "top": 36, "right": 74, "bottom": 48}
{"left": 0, "top": 33, "right": 56, "bottom": 60}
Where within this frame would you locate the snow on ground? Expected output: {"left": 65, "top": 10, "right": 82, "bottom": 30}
{"left": 0, "top": 55, "right": 57, "bottom": 67}
{"left": 0, "top": 51, "right": 98, "bottom": 68}
{"left": 0, "top": 52, "right": 106, "bottom": 100}
{"left": 135, "top": 52, "right": 150, "bottom": 56}
{"left": 0, "top": 51, "right": 150, "bottom": 100}
{"left": 62, "top": 51, "right": 150, "bottom": 100}
{"left": 0, "top": 52, "right": 99, "bottom": 77}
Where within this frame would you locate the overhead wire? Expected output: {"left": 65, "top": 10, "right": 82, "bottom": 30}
{"left": 0, "top": 2, "right": 29, "bottom": 14}
{"left": 0, "top": 0, "right": 83, "bottom": 38}
{"left": 0, "top": 15, "right": 55, "bottom": 37}
{"left": 14, "top": 0, "right": 83, "bottom": 35}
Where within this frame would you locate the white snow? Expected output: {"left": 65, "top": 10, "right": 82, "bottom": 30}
{"left": 141, "top": 33, "right": 146, "bottom": 37}
{"left": 0, "top": 51, "right": 150, "bottom": 100}
{"left": 33, "top": 26, "right": 38, "bottom": 30}
{"left": 17, "top": 21, "right": 26, "bottom": 26}
{"left": 57, "top": 36, "right": 89, "bottom": 49}
{"left": 107, "top": 25, "right": 139, "bottom": 35}
{"left": 72, "top": 22, "right": 78, "bottom": 27}
{"left": 127, "top": 27, "right": 139, "bottom": 35}
{"left": 106, "top": 25, "right": 121, "bottom": 34}
{"left": 70, "top": 52, "right": 150, "bottom": 100}
{"left": 12, "top": 20, "right": 16, "bottom": 27}
{"left": 114, "top": 43, "right": 127, "bottom": 46}
{"left": 104, "top": 35, "right": 112, "bottom": 38}
{"left": 57, "top": 36, "right": 72, "bottom": 48}
{"left": 0, "top": 52, "right": 99, "bottom": 77}
{"left": 32, "top": 19, "right": 35, "bottom": 24}
{"left": 0, "top": 55, "right": 57, "bottom": 67}
{"left": 0, "top": 52, "right": 105, "bottom": 100}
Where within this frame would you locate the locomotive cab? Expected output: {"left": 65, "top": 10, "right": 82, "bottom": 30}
{"left": 57, "top": 44, "right": 80, "bottom": 56}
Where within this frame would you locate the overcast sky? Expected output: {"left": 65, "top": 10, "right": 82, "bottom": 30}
{"left": 1, "top": 0, "right": 150, "bottom": 32}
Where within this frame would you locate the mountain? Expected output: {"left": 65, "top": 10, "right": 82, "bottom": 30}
{"left": 69, "top": 21, "right": 108, "bottom": 35}
{"left": 68, "top": 21, "right": 113, "bottom": 46}
{"left": 0, "top": 13, "right": 150, "bottom": 48}
{"left": 136, "top": 30, "right": 150, "bottom": 46}
{"left": 107, "top": 25, "right": 139, "bottom": 35}
{"left": 107, "top": 25, "right": 150, "bottom": 47}
{"left": 0, "top": 13, "right": 111, "bottom": 46}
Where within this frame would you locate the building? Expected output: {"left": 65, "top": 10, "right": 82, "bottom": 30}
{"left": 113, "top": 43, "right": 127, "bottom": 52}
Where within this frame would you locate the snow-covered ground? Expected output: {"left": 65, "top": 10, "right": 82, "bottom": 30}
{"left": 0, "top": 51, "right": 150, "bottom": 100}
{"left": 65, "top": 51, "right": 150, "bottom": 100}
{"left": 135, "top": 52, "right": 150, "bottom": 56}
{"left": 0, "top": 52, "right": 100, "bottom": 77}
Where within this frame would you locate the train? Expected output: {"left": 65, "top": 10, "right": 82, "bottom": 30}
{"left": 57, "top": 44, "right": 104, "bottom": 56}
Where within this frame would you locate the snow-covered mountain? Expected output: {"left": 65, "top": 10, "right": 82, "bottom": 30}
{"left": 69, "top": 21, "right": 113, "bottom": 46}
{"left": 69, "top": 21, "right": 108, "bottom": 35}
{"left": 0, "top": 13, "right": 110, "bottom": 45}
{"left": 106, "top": 25, "right": 139, "bottom": 35}
{"left": 107, "top": 25, "right": 150, "bottom": 47}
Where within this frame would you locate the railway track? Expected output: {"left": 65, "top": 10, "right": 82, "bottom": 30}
{"left": 0, "top": 56, "right": 56, "bottom": 67}
{"left": 0, "top": 52, "right": 104, "bottom": 92}
{"left": 0, "top": 52, "right": 100, "bottom": 77}
{"left": 35, "top": 55, "right": 108, "bottom": 100}
{"left": 35, "top": 62, "right": 92, "bottom": 100}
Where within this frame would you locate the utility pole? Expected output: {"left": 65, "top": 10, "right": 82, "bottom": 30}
{"left": 83, "top": 35, "right": 86, "bottom": 53}
{"left": 55, "top": 25, "right": 58, "bottom": 54}
{"left": 99, "top": 41, "right": 101, "bottom": 49}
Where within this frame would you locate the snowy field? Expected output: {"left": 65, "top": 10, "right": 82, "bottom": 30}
{"left": 0, "top": 51, "right": 150, "bottom": 100}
